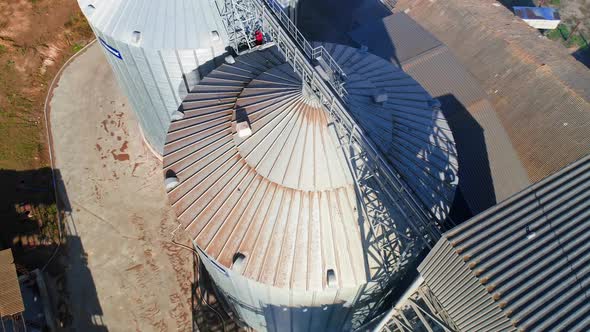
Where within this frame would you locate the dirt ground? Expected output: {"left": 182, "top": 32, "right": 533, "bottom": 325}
{"left": 0, "top": 0, "right": 95, "bottom": 326}
{"left": 0, "top": 0, "right": 93, "bottom": 171}
{"left": 0, "top": 0, "right": 94, "bottom": 268}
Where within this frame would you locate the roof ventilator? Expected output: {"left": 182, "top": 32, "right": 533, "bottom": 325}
{"left": 225, "top": 55, "right": 236, "bottom": 64}
{"left": 526, "top": 226, "right": 536, "bottom": 240}
{"left": 171, "top": 110, "right": 185, "bottom": 121}
{"left": 165, "top": 170, "right": 179, "bottom": 191}
{"left": 236, "top": 121, "right": 252, "bottom": 138}
{"left": 231, "top": 252, "right": 247, "bottom": 274}
{"left": 131, "top": 31, "right": 142, "bottom": 45}
{"left": 373, "top": 90, "right": 388, "bottom": 104}
{"left": 86, "top": 4, "right": 96, "bottom": 15}
{"left": 327, "top": 269, "right": 337, "bottom": 288}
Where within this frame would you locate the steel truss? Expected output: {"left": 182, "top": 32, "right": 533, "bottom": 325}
{"left": 214, "top": 0, "right": 447, "bottom": 327}
{"left": 379, "top": 285, "right": 458, "bottom": 332}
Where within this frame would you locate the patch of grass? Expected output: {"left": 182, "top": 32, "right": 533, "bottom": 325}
{"left": 0, "top": 1, "right": 94, "bottom": 171}
{"left": 37, "top": 203, "right": 61, "bottom": 242}
{"left": 17, "top": 46, "right": 28, "bottom": 56}
{"left": 549, "top": 0, "right": 560, "bottom": 6}
{"left": 547, "top": 23, "right": 568, "bottom": 40}
{"left": 546, "top": 23, "right": 589, "bottom": 49}
{"left": 0, "top": 60, "right": 42, "bottom": 170}
{"left": 64, "top": 12, "right": 93, "bottom": 36}
{"left": 71, "top": 42, "right": 84, "bottom": 53}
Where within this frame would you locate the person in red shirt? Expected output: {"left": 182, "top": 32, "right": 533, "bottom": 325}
{"left": 254, "top": 30, "right": 264, "bottom": 46}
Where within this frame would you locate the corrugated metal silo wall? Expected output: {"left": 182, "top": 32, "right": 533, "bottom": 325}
{"left": 87, "top": 26, "right": 222, "bottom": 155}
{"left": 198, "top": 248, "right": 374, "bottom": 331}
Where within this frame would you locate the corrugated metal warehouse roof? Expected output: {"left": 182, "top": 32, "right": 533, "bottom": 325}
{"left": 419, "top": 154, "right": 590, "bottom": 332}
{"left": 350, "top": 12, "right": 443, "bottom": 65}
{"left": 0, "top": 249, "right": 25, "bottom": 318}
{"left": 350, "top": 13, "right": 531, "bottom": 215}
{"left": 394, "top": 0, "right": 590, "bottom": 184}
{"left": 163, "top": 43, "right": 457, "bottom": 290}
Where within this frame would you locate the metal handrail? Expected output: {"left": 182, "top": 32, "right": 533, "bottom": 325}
{"left": 252, "top": 0, "right": 442, "bottom": 245}
{"left": 260, "top": 0, "right": 347, "bottom": 97}
{"left": 215, "top": 0, "right": 442, "bottom": 254}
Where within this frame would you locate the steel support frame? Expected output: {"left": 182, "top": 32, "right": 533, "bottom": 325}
{"left": 382, "top": 286, "right": 458, "bottom": 332}
{"left": 215, "top": 0, "right": 443, "bottom": 276}
{"left": 214, "top": 0, "right": 447, "bottom": 326}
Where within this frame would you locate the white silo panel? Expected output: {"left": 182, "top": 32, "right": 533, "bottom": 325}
{"left": 177, "top": 51, "right": 200, "bottom": 95}
{"left": 144, "top": 52, "right": 179, "bottom": 110}
{"left": 335, "top": 287, "right": 361, "bottom": 330}
{"left": 122, "top": 47, "right": 168, "bottom": 126}
{"left": 269, "top": 288, "right": 292, "bottom": 330}
{"left": 290, "top": 289, "right": 314, "bottom": 331}
{"left": 195, "top": 49, "right": 218, "bottom": 78}
{"left": 249, "top": 279, "right": 274, "bottom": 330}
{"left": 160, "top": 51, "right": 185, "bottom": 103}
{"left": 131, "top": 50, "right": 167, "bottom": 116}
{"left": 178, "top": 50, "right": 200, "bottom": 71}
{"left": 231, "top": 273, "right": 260, "bottom": 328}
{"left": 78, "top": 0, "right": 228, "bottom": 154}
{"left": 196, "top": 249, "right": 266, "bottom": 329}
{"left": 116, "top": 45, "right": 169, "bottom": 145}
{"left": 312, "top": 287, "right": 340, "bottom": 330}
{"left": 308, "top": 292, "right": 329, "bottom": 331}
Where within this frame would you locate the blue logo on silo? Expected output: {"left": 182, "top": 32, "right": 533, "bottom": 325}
{"left": 99, "top": 37, "right": 122, "bottom": 60}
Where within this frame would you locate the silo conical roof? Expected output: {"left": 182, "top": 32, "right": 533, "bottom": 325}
{"left": 163, "top": 44, "right": 458, "bottom": 290}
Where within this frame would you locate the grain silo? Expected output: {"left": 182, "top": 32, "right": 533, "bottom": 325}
{"left": 77, "top": 0, "right": 228, "bottom": 155}
{"left": 163, "top": 32, "right": 458, "bottom": 331}
{"left": 78, "top": 0, "right": 459, "bottom": 329}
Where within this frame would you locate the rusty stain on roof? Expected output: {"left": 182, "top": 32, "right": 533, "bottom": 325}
{"left": 163, "top": 45, "right": 457, "bottom": 291}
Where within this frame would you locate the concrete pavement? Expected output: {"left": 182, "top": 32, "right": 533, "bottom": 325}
{"left": 50, "top": 43, "right": 192, "bottom": 332}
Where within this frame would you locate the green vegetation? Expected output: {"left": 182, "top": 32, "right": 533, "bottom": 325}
{"left": 64, "top": 12, "right": 93, "bottom": 36}
{"left": 0, "top": 61, "right": 42, "bottom": 170}
{"left": 37, "top": 203, "right": 62, "bottom": 242}
{"left": 0, "top": 45, "right": 6, "bottom": 56}
{"left": 547, "top": 23, "right": 589, "bottom": 49}
{"left": 71, "top": 43, "right": 84, "bottom": 53}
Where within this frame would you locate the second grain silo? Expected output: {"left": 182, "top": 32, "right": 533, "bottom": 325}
{"left": 77, "top": 0, "right": 228, "bottom": 155}
{"left": 162, "top": 36, "right": 458, "bottom": 331}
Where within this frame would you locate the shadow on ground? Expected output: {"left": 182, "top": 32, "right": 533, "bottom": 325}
{"left": 0, "top": 168, "right": 107, "bottom": 331}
